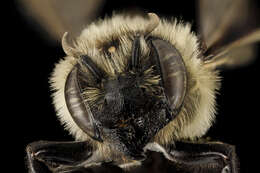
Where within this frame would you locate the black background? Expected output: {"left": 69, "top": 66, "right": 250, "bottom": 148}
{"left": 6, "top": 0, "right": 260, "bottom": 173}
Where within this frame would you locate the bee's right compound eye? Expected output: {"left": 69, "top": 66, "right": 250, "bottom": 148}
{"left": 65, "top": 66, "right": 102, "bottom": 142}
{"left": 151, "top": 39, "right": 187, "bottom": 118}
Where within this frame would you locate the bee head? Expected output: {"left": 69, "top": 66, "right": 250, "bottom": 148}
{"left": 63, "top": 13, "right": 187, "bottom": 159}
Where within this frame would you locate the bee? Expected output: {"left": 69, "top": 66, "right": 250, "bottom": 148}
{"left": 24, "top": 0, "right": 260, "bottom": 173}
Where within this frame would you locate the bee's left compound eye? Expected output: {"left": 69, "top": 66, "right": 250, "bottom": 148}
{"left": 151, "top": 39, "right": 187, "bottom": 117}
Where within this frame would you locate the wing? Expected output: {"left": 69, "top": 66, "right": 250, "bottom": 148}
{"left": 198, "top": 0, "right": 260, "bottom": 69}
{"left": 16, "top": 0, "right": 104, "bottom": 43}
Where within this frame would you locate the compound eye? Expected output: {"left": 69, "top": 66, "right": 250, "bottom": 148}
{"left": 151, "top": 39, "right": 187, "bottom": 116}
{"left": 65, "top": 66, "right": 102, "bottom": 142}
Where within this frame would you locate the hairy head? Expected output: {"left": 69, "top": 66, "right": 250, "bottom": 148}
{"left": 50, "top": 12, "right": 219, "bottom": 160}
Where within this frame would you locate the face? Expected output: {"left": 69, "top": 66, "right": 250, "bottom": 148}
{"left": 90, "top": 70, "right": 172, "bottom": 158}
{"left": 65, "top": 34, "right": 187, "bottom": 159}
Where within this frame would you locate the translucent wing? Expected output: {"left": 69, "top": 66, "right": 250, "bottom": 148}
{"left": 198, "top": 0, "right": 260, "bottom": 69}
{"left": 16, "top": 0, "right": 104, "bottom": 43}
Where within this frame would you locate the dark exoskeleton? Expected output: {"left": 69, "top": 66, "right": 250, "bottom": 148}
{"left": 26, "top": 30, "right": 239, "bottom": 173}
